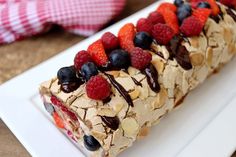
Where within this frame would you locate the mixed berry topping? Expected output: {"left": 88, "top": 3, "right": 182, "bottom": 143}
{"left": 86, "top": 75, "right": 111, "bottom": 100}
{"left": 109, "top": 49, "right": 130, "bottom": 70}
{"left": 83, "top": 135, "right": 101, "bottom": 151}
{"left": 52, "top": 0, "right": 234, "bottom": 151}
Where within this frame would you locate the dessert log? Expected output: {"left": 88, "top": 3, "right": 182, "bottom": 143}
{"left": 39, "top": 1, "right": 236, "bottom": 157}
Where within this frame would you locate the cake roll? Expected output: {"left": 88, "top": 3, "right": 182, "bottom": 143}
{"left": 39, "top": 1, "right": 236, "bottom": 157}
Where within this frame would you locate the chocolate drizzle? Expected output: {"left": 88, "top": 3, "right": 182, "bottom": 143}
{"left": 166, "top": 35, "right": 192, "bottom": 70}
{"left": 131, "top": 77, "right": 142, "bottom": 87}
{"left": 101, "top": 116, "right": 120, "bottom": 130}
{"left": 142, "top": 64, "right": 160, "bottom": 93}
{"left": 105, "top": 73, "right": 134, "bottom": 107}
{"left": 226, "top": 8, "right": 236, "bottom": 22}
{"left": 60, "top": 82, "right": 81, "bottom": 93}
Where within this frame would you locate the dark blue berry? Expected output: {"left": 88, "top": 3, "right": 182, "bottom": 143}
{"left": 177, "top": 4, "right": 192, "bottom": 23}
{"left": 109, "top": 49, "right": 130, "bottom": 70}
{"left": 43, "top": 102, "right": 55, "bottom": 114}
{"left": 174, "top": 0, "right": 184, "bottom": 7}
{"left": 134, "top": 32, "right": 153, "bottom": 50}
{"left": 81, "top": 62, "right": 98, "bottom": 81}
{"left": 57, "top": 66, "right": 78, "bottom": 84}
{"left": 83, "top": 135, "right": 101, "bottom": 151}
{"left": 197, "top": 2, "right": 211, "bottom": 8}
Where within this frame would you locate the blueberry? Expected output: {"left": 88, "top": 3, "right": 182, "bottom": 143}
{"left": 109, "top": 49, "right": 130, "bottom": 70}
{"left": 81, "top": 62, "right": 98, "bottom": 81}
{"left": 83, "top": 135, "right": 101, "bottom": 151}
{"left": 177, "top": 4, "right": 192, "bottom": 23}
{"left": 174, "top": 0, "right": 184, "bottom": 7}
{"left": 197, "top": 2, "right": 211, "bottom": 8}
{"left": 134, "top": 32, "right": 153, "bottom": 50}
{"left": 57, "top": 66, "right": 78, "bottom": 84}
{"left": 43, "top": 102, "right": 55, "bottom": 114}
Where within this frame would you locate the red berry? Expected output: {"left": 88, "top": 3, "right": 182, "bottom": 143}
{"left": 136, "top": 18, "right": 153, "bottom": 34}
{"left": 180, "top": 16, "right": 203, "bottom": 37}
{"left": 157, "top": 9, "right": 179, "bottom": 34}
{"left": 53, "top": 112, "right": 65, "bottom": 129}
{"left": 147, "top": 12, "right": 165, "bottom": 25}
{"left": 88, "top": 40, "right": 108, "bottom": 66}
{"left": 157, "top": 2, "right": 177, "bottom": 13}
{"left": 118, "top": 23, "right": 136, "bottom": 53}
{"left": 51, "top": 96, "right": 78, "bottom": 121}
{"left": 74, "top": 50, "right": 92, "bottom": 71}
{"left": 86, "top": 75, "right": 111, "bottom": 100}
{"left": 130, "top": 47, "right": 152, "bottom": 70}
{"left": 152, "top": 23, "right": 175, "bottom": 45}
{"left": 101, "top": 32, "right": 119, "bottom": 51}
{"left": 192, "top": 8, "right": 211, "bottom": 26}
{"left": 206, "top": 0, "right": 220, "bottom": 16}
{"left": 190, "top": 0, "right": 205, "bottom": 8}
{"left": 51, "top": 95, "right": 63, "bottom": 108}
{"left": 220, "top": 0, "right": 236, "bottom": 8}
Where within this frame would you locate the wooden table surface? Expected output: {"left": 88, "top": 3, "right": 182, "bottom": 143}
{"left": 0, "top": 0, "right": 235, "bottom": 156}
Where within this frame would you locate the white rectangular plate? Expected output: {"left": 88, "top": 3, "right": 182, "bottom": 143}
{"left": 0, "top": 1, "right": 236, "bottom": 157}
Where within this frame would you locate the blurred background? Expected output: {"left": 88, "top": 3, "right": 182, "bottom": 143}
{"left": 0, "top": 0, "right": 235, "bottom": 156}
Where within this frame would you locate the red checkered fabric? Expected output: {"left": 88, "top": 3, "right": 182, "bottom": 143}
{"left": 0, "top": 0, "right": 126, "bottom": 44}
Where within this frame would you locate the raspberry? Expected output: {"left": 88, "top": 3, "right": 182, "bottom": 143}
{"left": 157, "top": 9, "right": 179, "bottom": 34}
{"left": 180, "top": 16, "right": 203, "bottom": 37}
{"left": 147, "top": 12, "right": 165, "bottom": 25}
{"left": 118, "top": 23, "right": 136, "bottom": 52}
{"left": 136, "top": 18, "right": 153, "bottom": 34}
{"left": 51, "top": 96, "right": 77, "bottom": 121}
{"left": 130, "top": 47, "right": 152, "bottom": 70}
{"left": 220, "top": 0, "right": 236, "bottom": 8}
{"left": 152, "top": 23, "right": 175, "bottom": 45}
{"left": 206, "top": 0, "right": 220, "bottom": 16}
{"left": 53, "top": 112, "right": 65, "bottom": 129}
{"left": 101, "top": 32, "right": 119, "bottom": 51}
{"left": 157, "top": 2, "right": 177, "bottom": 12}
{"left": 74, "top": 50, "right": 92, "bottom": 71}
{"left": 190, "top": 0, "right": 205, "bottom": 8}
{"left": 86, "top": 75, "right": 111, "bottom": 100}
{"left": 192, "top": 8, "right": 211, "bottom": 26}
{"left": 88, "top": 40, "right": 108, "bottom": 66}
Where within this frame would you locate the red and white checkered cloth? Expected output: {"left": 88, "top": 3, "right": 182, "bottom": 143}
{"left": 0, "top": 0, "right": 126, "bottom": 44}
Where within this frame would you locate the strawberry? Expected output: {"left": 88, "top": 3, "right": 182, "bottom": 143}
{"left": 157, "top": 2, "right": 177, "bottom": 12}
{"left": 206, "top": 0, "right": 220, "bottom": 16}
{"left": 53, "top": 112, "right": 65, "bottom": 129}
{"left": 192, "top": 8, "right": 211, "bottom": 26}
{"left": 158, "top": 9, "right": 179, "bottom": 34}
{"left": 87, "top": 40, "right": 108, "bottom": 66}
{"left": 118, "top": 23, "right": 135, "bottom": 52}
